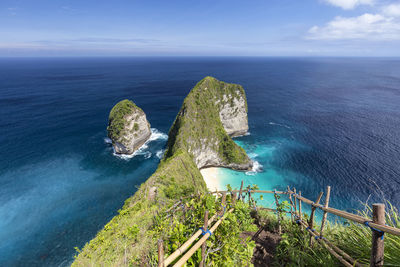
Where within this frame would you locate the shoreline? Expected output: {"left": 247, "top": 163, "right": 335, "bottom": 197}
{"left": 200, "top": 167, "right": 224, "bottom": 191}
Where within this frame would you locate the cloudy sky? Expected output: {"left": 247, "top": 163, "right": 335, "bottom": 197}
{"left": 1, "top": 0, "right": 400, "bottom": 56}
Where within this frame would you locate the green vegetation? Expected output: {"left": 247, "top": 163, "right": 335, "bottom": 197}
{"left": 165, "top": 76, "right": 251, "bottom": 167}
{"left": 152, "top": 193, "right": 257, "bottom": 266}
{"left": 73, "top": 77, "right": 252, "bottom": 266}
{"left": 256, "top": 199, "right": 400, "bottom": 266}
{"left": 107, "top": 99, "right": 142, "bottom": 140}
{"left": 73, "top": 150, "right": 207, "bottom": 266}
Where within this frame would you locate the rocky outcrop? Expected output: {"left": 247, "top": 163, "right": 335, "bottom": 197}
{"left": 219, "top": 94, "right": 249, "bottom": 137}
{"left": 165, "top": 76, "right": 252, "bottom": 170}
{"left": 107, "top": 99, "right": 151, "bottom": 155}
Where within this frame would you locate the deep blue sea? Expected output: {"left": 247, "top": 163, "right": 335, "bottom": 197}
{"left": 1, "top": 57, "right": 400, "bottom": 266}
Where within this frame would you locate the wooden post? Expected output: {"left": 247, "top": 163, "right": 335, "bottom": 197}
{"left": 309, "top": 191, "right": 324, "bottom": 246}
{"left": 158, "top": 239, "right": 164, "bottom": 267}
{"left": 232, "top": 192, "right": 237, "bottom": 206}
{"left": 238, "top": 181, "right": 244, "bottom": 200}
{"left": 199, "top": 210, "right": 209, "bottom": 267}
{"left": 274, "top": 190, "right": 282, "bottom": 234}
{"left": 298, "top": 191, "right": 303, "bottom": 230}
{"left": 220, "top": 192, "right": 227, "bottom": 216}
{"left": 248, "top": 188, "right": 252, "bottom": 207}
{"left": 320, "top": 186, "right": 331, "bottom": 237}
{"left": 370, "top": 203, "right": 385, "bottom": 267}
{"left": 293, "top": 188, "right": 298, "bottom": 218}
{"left": 287, "top": 186, "right": 294, "bottom": 222}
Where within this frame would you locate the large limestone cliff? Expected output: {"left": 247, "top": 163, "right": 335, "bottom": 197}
{"left": 107, "top": 99, "right": 151, "bottom": 155}
{"left": 219, "top": 93, "right": 248, "bottom": 137}
{"left": 165, "top": 76, "right": 252, "bottom": 170}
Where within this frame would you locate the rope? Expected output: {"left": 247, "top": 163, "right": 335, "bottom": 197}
{"left": 306, "top": 226, "right": 315, "bottom": 232}
{"left": 364, "top": 221, "right": 385, "bottom": 240}
{"left": 199, "top": 227, "right": 212, "bottom": 236}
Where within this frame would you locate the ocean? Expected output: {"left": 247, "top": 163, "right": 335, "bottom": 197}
{"left": 1, "top": 57, "right": 400, "bottom": 266}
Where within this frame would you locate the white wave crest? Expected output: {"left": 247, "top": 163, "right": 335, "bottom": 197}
{"left": 110, "top": 128, "right": 168, "bottom": 160}
{"left": 156, "top": 149, "right": 165, "bottom": 159}
{"left": 148, "top": 128, "right": 168, "bottom": 141}
{"left": 269, "top": 122, "right": 291, "bottom": 129}
{"left": 233, "top": 132, "right": 251, "bottom": 138}
{"left": 104, "top": 137, "right": 112, "bottom": 144}
{"left": 245, "top": 161, "right": 263, "bottom": 176}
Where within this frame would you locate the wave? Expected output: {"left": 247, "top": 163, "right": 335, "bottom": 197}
{"left": 245, "top": 161, "right": 263, "bottom": 176}
{"left": 156, "top": 149, "right": 165, "bottom": 159}
{"left": 109, "top": 128, "right": 168, "bottom": 160}
{"left": 233, "top": 132, "right": 251, "bottom": 138}
{"left": 268, "top": 121, "right": 291, "bottom": 129}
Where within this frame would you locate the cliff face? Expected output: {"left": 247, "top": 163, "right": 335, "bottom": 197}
{"left": 219, "top": 93, "right": 249, "bottom": 137}
{"left": 107, "top": 99, "right": 151, "bottom": 155}
{"left": 165, "top": 76, "right": 252, "bottom": 170}
{"left": 73, "top": 77, "right": 251, "bottom": 266}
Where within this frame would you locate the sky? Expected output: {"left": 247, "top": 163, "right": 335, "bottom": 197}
{"left": 1, "top": 0, "right": 400, "bottom": 56}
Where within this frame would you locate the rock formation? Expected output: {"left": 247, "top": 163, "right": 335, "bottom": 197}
{"left": 165, "top": 76, "right": 252, "bottom": 170}
{"left": 107, "top": 99, "right": 151, "bottom": 155}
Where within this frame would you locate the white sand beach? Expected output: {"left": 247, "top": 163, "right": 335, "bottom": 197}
{"left": 200, "top": 167, "right": 223, "bottom": 191}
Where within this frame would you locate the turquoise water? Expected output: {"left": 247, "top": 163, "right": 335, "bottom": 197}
{"left": 217, "top": 138, "right": 320, "bottom": 217}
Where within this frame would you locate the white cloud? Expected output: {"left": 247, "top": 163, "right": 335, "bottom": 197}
{"left": 382, "top": 3, "right": 400, "bottom": 17}
{"left": 307, "top": 11, "right": 400, "bottom": 40}
{"left": 323, "top": 0, "right": 374, "bottom": 10}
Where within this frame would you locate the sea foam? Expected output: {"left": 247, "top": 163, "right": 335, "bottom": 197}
{"left": 110, "top": 128, "right": 168, "bottom": 160}
{"left": 245, "top": 161, "right": 263, "bottom": 176}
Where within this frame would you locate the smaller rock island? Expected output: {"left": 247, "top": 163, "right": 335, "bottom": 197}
{"left": 107, "top": 99, "right": 151, "bottom": 155}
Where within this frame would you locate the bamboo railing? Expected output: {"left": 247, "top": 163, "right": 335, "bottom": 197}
{"left": 158, "top": 183, "right": 400, "bottom": 266}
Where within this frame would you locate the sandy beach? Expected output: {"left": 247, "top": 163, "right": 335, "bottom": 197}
{"left": 200, "top": 167, "right": 223, "bottom": 191}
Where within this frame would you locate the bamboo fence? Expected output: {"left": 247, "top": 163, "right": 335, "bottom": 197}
{"left": 157, "top": 183, "right": 400, "bottom": 266}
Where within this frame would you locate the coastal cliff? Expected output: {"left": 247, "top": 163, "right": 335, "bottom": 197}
{"left": 166, "top": 76, "right": 252, "bottom": 170}
{"left": 72, "top": 77, "right": 252, "bottom": 266}
{"left": 107, "top": 99, "right": 151, "bottom": 155}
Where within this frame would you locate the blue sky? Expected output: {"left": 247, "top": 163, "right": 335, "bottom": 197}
{"left": 1, "top": 0, "right": 400, "bottom": 56}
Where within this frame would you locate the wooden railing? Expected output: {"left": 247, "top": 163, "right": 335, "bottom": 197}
{"left": 157, "top": 182, "right": 400, "bottom": 267}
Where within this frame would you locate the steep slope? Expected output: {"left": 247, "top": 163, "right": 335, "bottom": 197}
{"left": 72, "top": 77, "right": 252, "bottom": 266}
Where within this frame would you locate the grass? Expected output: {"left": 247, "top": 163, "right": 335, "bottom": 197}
{"left": 107, "top": 99, "right": 143, "bottom": 141}
{"left": 256, "top": 200, "right": 400, "bottom": 266}
{"left": 165, "top": 76, "right": 251, "bottom": 168}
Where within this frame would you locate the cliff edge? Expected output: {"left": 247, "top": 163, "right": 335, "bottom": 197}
{"left": 107, "top": 99, "right": 151, "bottom": 155}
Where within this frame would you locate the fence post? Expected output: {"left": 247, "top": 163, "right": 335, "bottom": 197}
{"left": 232, "top": 192, "right": 237, "bottom": 206}
{"left": 248, "top": 187, "right": 252, "bottom": 207}
{"left": 293, "top": 188, "right": 298, "bottom": 218}
{"left": 238, "top": 181, "right": 244, "bottom": 200}
{"left": 309, "top": 191, "right": 324, "bottom": 246}
{"left": 220, "top": 192, "right": 227, "bottom": 217}
{"left": 298, "top": 191, "right": 303, "bottom": 230}
{"left": 287, "top": 186, "right": 294, "bottom": 222}
{"left": 158, "top": 239, "right": 164, "bottom": 267}
{"left": 370, "top": 203, "right": 385, "bottom": 267}
{"left": 320, "top": 186, "right": 331, "bottom": 237}
{"left": 274, "top": 190, "right": 282, "bottom": 234}
{"left": 199, "top": 210, "right": 209, "bottom": 267}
